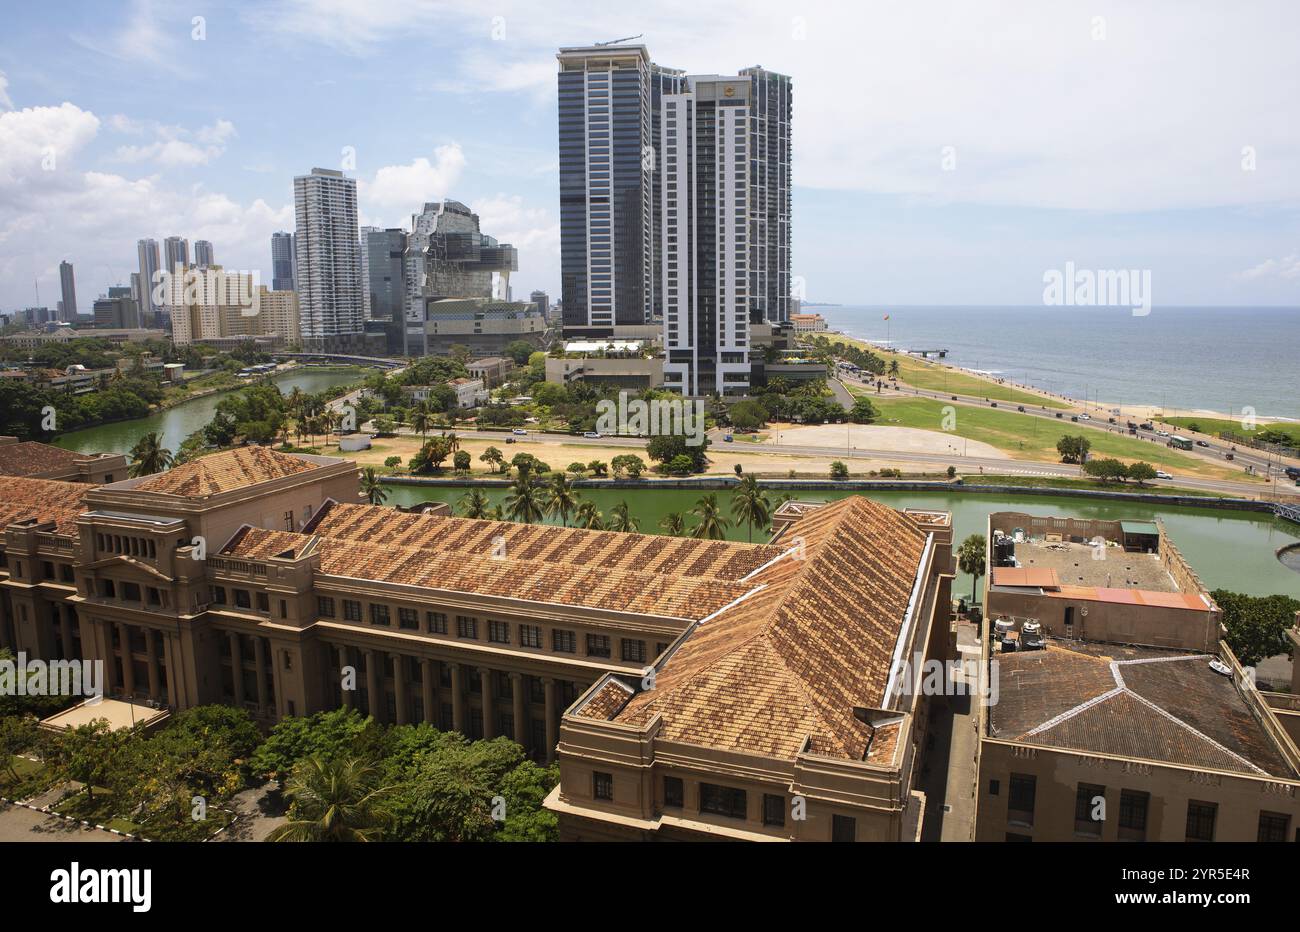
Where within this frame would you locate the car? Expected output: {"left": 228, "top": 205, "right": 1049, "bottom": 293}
{"left": 1139, "top": 422, "right": 1154, "bottom": 431}
{"left": 1285, "top": 466, "right": 1300, "bottom": 480}
{"left": 1107, "top": 417, "right": 1116, "bottom": 424}
{"left": 1055, "top": 412, "right": 1064, "bottom": 419}
{"left": 951, "top": 395, "right": 958, "bottom": 401}
{"left": 1017, "top": 405, "right": 1026, "bottom": 412}
{"left": 511, "top": 428, "right": 528, "bottom": 435}
{"left": 583, "top": 431, "right": 601, "bottom": 439}
{"left": 723, "top": 434, "right": 734, "bottom": 442}
{"left": 505, "top": 437, "right": 516, "bottom": 444}
{"left": 1155, "top": 470, "right": 1173, "bottom": 479}
{"left": 990, "top": 402, "right": 998, "bottom": 408}
{"left": 1196, "top": 440, "right": 1210, "bottom": 448}
{"left": 1156, "top": 429, "right": 1170, "bottom": 437}
{"left": 1070, "top": 415, "right": 1079, "bottom": 422}
{"left": 1225, "top": 452, "right": 1235, "bottom": 461}
{"left": 1078, "top": 413, "right": 1090, "bottom": 420}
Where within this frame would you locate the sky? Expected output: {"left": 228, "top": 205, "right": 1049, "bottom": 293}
{"left": 1, "top": 0, "right": 1298, "bottom": 313}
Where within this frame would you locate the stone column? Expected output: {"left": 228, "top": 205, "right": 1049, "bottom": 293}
{"left": 365, "top": 649, "right": 383, "bottom": 723}
{"left": 145, "top": 629, "right": 161, "bottom": 700}
{"left": 59, "top": 607, "right": 74, "bottom": 662}
{"left": 253, "top": 637, "right": 269, "bottom": 712}
{"left": 119, "top": 623, "right": 135, "bottom": 698}
{"left": 393, "top": 654, "right": 409, "bottom": 725}
{"left": 480, "top": 667, "right": 496, "bottom": 739}
{"left": 228, "top": 631, "right": 243, "bottom": 705}
{"left": 99, "top": 620, "right": 118, "bottom": 695}
{"left": 337, "top": 645, "right": 353, "bottom": 709}
{"left": 450, "top": 662, "right": 465, "bottom": 734}
{"left": 543, "top": 677, "right": 558, "bottom": 764}
{"left": 510, "top": 673, "right": 527, "bottom": 747}
{"left": 421, "top": 659, "right": 436, "bottom": 725}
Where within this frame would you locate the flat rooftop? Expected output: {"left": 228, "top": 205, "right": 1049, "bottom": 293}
{"left": 1006, "top": 538, "right": 1179, "bottom": 592}
{"left": 989, "top": 639, "right": 1291, "bottom": 777}
{"left": 40, "top": 698, "right": 169, "bottom": 733}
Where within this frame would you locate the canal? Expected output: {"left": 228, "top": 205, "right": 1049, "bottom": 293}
{"left": 52, "top": 367, "right": 364, "bottom": 456}
{"left": 382, "top": 483, "right": 1300, "bottom": 600}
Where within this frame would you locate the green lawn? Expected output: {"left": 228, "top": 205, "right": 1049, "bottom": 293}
{"left": 54, "top": 788, "right": 141, "bottom": 835}
{"left": 855, "top": 394, "right": 1249, "bottom": 480}
{"left": 1, "top": 756, "right": 55, "bottom": 801}
{"left": 1164, "top": 416, "right": 1300, "bottom": 447}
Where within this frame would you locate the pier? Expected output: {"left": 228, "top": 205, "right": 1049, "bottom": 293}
{"left": 907, "top": 348, "right": 949, "bottom": 358}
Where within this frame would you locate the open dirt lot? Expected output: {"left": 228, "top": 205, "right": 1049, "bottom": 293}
{"left": 760, "top": 423, "right": 1009, "bottom": 459}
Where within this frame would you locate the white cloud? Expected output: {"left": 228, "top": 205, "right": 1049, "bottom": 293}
{"left": 71, "top": 0, "right": 195, "bottom": 78}
{"left": 110, "top": 118, "right": 237, "bottom": 167}
{"left": 361, "top": 145, "right": 467, "bottom": 211}
{"left": 1238, "top": 254, "right": 1300, "bottom": 281}
{"left": 0, "top": 103, "right": 101, "bottom": 191}
{"left": 0, "top": 71, "right": 13, "bottom": 110}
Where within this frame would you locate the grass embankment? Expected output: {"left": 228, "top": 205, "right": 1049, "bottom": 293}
{"left": 852, "top": 393, "right": 1248, "bottom": 481}
{"left": 962, "top": 475, "right": 1226, "bottom": 498}
{"left": 1164, "top": 416, "right": 1300, "bottom": 447}
{"left": 831, "top": 333, "right": 1071, "bottom": 409}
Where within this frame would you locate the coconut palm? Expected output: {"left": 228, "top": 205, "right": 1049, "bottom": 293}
{"left": 127, "top": 431, "right": 173, "bottom": 478}
{"left": 608, "top": 500, "right": 638, "bottom": 533}
{"left": 487, "top": 504, "right": 505, "bottom": 521}
{"left": 267, "top": 755, "right": 395, "bottom": 843}
{"left": 690, "top": 494, "right": 731, "bottom": 540}
{"left": 543, "top": 472, "right": 580, "bottom": 528}
{"left": 360, "top": 467, "right": 387, "bottom": 506}
{"left": 730, "top": 474, "right": 772, "bottom": 543}
{"left": 659, "top": 512, "right": 686, "bottom": 537}
{"left": 410, "top": 407, "right": 432, "bottom": 440}
{"left": 503, "top": 477, "right": 545, "bottom": 525}
{"left": 458, "top": 488, "right": 492, "bottom": 519}
{"left": 574, "top": 500, "right": 604, "bottom": 530}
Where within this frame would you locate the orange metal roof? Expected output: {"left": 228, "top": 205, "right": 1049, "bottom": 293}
{"left": 1050, "top": 585, "right": 1208, "bottom": 611}
{"left": 991, "top": 567, "right": 1060, "bottom": 589}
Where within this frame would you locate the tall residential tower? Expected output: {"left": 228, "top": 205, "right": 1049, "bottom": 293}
{"left": 293, "top": 168, "right": 363, "bottom": 351}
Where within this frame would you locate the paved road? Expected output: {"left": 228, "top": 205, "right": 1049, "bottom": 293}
{"left": 0, "top": 801, "right": 126, "bottom": 842}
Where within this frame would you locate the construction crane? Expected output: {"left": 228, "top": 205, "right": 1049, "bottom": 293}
{"left": 595, "top": 34, "right": 643, "bottom": 46}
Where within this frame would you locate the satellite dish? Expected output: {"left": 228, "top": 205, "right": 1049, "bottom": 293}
{"left": 1208, "top": 659, "right": 1232, "bottom": 677}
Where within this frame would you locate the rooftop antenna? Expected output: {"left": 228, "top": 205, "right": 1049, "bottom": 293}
{"left": 595, "top": 34, "right": 643, "bottom": 46}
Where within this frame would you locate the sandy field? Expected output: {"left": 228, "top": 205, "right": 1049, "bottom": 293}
{"left": 760, "top": 423, "right": 1009, "bottom": 459}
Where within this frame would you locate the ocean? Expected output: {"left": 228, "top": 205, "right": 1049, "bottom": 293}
{"left": 817, "top": 305, "right": 1299, "bottom": 420}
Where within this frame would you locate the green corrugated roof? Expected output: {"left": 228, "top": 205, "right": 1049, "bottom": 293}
{"left": 1120, "top": 521, "right": 1159, "bottom": 536}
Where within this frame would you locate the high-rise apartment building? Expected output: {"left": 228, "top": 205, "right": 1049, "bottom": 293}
{"left": 163, "top": 236, "right": 189, "bottom": 276}
{"left": 165, "top": 266, "right": 258, "bottom": 345}
{"left": 193, "top": 240, "right": 214, "bottom": 268}
{"left": 58, "top": 260, "right": 78, "bottom": 321}
{"left": 557, "top": 45, "right": 792, "bottom": 395}
{"left": 271, "top": 231, "right": 295, "bottom": 291}
{"left": 137, "top": 238, "right": 162, "bottom": 322}
{"left": 293, "top": 168, "right": 363, "bottom": 351}
{"left": 365, "top": 227, "right": 408, "bottom": 355}
{"left": 359, "top": 226, "right": 378, "bottom": 320}
{"left": 93, "top": 286, "right": 141, "bottom": 329}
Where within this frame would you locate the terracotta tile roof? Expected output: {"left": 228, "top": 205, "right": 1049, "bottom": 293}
{"left": 611, "top": 497, "right": 931, "bottom": 761}
{"left": 0, "top": 475, "right": 88, "bottom": 535}
{"left": 575, "top": 679, "right": 635, "bottom": 720}
{"left": 223, "top": 526, "right": 755, "bottom": 620}
{"left": 991, "top": 640, "right": 1291, "bottom": 777}
{"left": 0, "top": 441, "right": 83, "bottom": 478}
{"left": 304, "top": 500, "right": 782, "bottom": 581}
{"left": 134, "top": 447, "right": 320, "bottom": 497}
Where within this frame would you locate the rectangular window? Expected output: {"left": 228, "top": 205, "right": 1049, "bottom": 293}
{"left": 552, "top": 630, "right": 576, "bottom": 653}
{"left": 457, "top": 615, "right": 477, "bottom": 639}
{"left": 1008, "top": 773, "right": 1036, "bottom": 825}
{"left": 763, "top": 794, "right": 786, "bottom": 827}
{"left": 520, "top": 624, "right": 542, "bottom": 648}
{"left": 663, "top": 776, "right": 684, "bottom": 808}
{"left": 427, "top": 611, "right": 447, "bottom": 634}
{"left": 256, "top": 592, "right": 270, "bottom": 613}
{"left": 370, "top": 604, "right": 390, "bottom": 626}
{"left": 317, "top": 596, "right": 335, "bottom": 618}
{"left": 1186, "top": 801, "right": 1217, "bottom": 842}
{"left": 1118, "top": 790, "right": 1149, "bottom": 841}
{"left": 699, "top": 783, "right": 747, "bottom": 820}
{"left": 398, "top": 607, "right": 418, "bottom": 630}
{"left": 233, "top": 588, "right": 250, "bottom": 609}
{"left": 488, "top": 621, "right": 510, "bottom": 644}
{"left": 621, "top": 639, "right": 646, "bottom": 663}
{"left": 831, "top": 814, "right": 857, "bottom": 843}
{"left": 586, "top": 634, "right": 611, "bottom": 658}
{"left": 593, "top": 771, "right": 614, "bottom": 801}
{"left": 1074, "top": 783, "right": 1105, "bottom": 836}
{"left": 1258, "top": 811, "right": 1290, "bottom": 843}
{"left": 123, "top": 582, "right": 142, "bottom": 602}
{"left": 208, "top": 584, "right": 223, "bottom": 604}
{"left": 342, "top": 599, "right": 361, "bottom": 622}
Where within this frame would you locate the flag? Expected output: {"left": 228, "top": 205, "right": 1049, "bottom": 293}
{"left": 883, "top": 314, "right": 890, "bottom": 320}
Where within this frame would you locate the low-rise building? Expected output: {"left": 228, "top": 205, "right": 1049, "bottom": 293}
{"left": 466, "top": 357, "right": 514, "bottom": 388}
{"left": 544, "top": 340, "right": 664, "bottom": 390}
{"left": 448, "top": 377, "right": 487, "bottom": 408}
{"left": 789, "top": 313, "right": 828, "bottom": 333}
{"left": 0, "top": 437, "right": 126, "bottom": 483}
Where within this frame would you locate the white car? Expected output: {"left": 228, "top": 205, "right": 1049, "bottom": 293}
{"left": 583, "top": 431, "right": 601, "bottom": 439}
{"left": 1078, "top": 413, "right": 1090, "bottom": 420}
{"left": 511, "top": 428, "right": 528, "bottom": 436}
{"left": 1155, "top": 470, "right": 1173, "bottom": 479}
{"left": 1156, "top": 429, "right": 1170, "bottom": 437}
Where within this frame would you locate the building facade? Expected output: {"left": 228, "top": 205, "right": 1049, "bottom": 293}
{"left": 194, "top": 240, "right": 214, "bottom": 269}
{"left": 136, "top": 238, "right": 162, "bottom": 323}
{"left": 365, "top": 227, "right": 408, "bottom": 355}
{"left": 293, "top": 168, "right": 364, "bottom": 352}
{"left": 271, "top": 231, "right": 295, "bottom": 292}
{"left": 58, "top": 261, "right": 78, "bottom": 322}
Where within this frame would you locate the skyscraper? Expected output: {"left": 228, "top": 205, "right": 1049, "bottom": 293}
{"left": 557, "top": 44, "right": 793, "bottom": 394}
{"left": 365, "top": 227, "right": 408, "bottom": 355}
{"left": 164, "top": 236, "right": 189, "bottom": 276}
{"left": 293, "top": 168, "right": 363, "bottom": 351}
{"left": 194, "top": 240, "right": 214, "bottom": 268}
{"left": 271, "top": 232, "right": 295, "bottom": 291}
{"left": 137, "top": 238, "right": 162, "bottom": 322}
{"left": 58, "top": 260, "right": 77, "bottom": 321}
{"left": 359, "top": 225, "right": 378, "bottom": 319}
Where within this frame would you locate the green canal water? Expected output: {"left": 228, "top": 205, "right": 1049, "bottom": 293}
{"left": 52, "top": 368, "right": 363, "bottom": 456}
{"left": 383, "top": 484, "right": 1300, "bottom": 600}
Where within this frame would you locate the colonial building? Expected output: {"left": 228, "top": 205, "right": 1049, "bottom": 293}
{"left": 0, "top": 438, "right": 126, "bottom": 484}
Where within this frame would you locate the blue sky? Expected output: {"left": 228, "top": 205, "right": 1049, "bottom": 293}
{"left": 1, "top": 0, "right": 1298, "bottom": 312}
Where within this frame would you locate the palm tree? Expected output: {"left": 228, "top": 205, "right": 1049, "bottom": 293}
{"left": 659, "top": 512, "right": 686, "bottom": 537}
{"left": 458, "top": 488, "right": 491, "bottom": 519}
{"left": 730, "top": 474, "right": 772, "bottom": 542}
{"left": 574, "top": 500, "right": 604, "bottom": 530}
{"left": 503, "top": 477, "right": 545, "bottom": 525}
{"left": 410, "top": 407, "right": 432, "bottom": 440}
{"left": 543, "top": 472, "right": 579, "bottom": 528}
{"left": 690, "top": 494, "right": 730, "bottom": 540}
{"left": 360, "top": 467, "right": 387, "bottom": 506}
{"left": 128, "top": 431, "right": 173, "bottom": 478}
{"left": 487, "top": 504, "right": 505, "bottom": 521}
{"left": 608, "top": 500, "right": 638, "bottom": 533}
{"left": 267, "top": 755, "right": 395, "bottom": 842}
{"left": 957, "top": 533, "right": 987, "bottom": 606}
